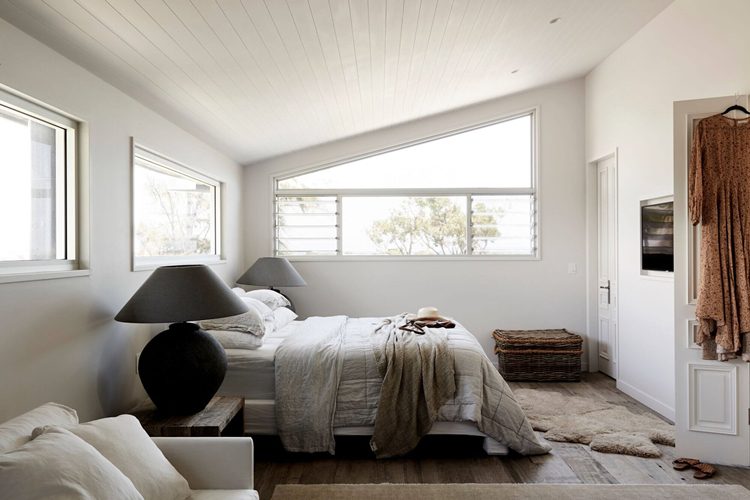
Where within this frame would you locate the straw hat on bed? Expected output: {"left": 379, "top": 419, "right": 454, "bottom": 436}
{"left": 415, "top": 306, "right": 443, "bottom": 321}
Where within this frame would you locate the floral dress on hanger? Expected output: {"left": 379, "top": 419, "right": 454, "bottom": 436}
{"left": 690, "top": 113, "right": 750, "bottom": 361}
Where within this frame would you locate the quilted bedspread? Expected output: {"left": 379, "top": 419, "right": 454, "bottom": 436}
{"left": 276, "top": 316, "right": 550, "bottom": 456}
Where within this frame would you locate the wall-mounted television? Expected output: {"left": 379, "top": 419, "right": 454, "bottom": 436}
{"left": 641, "top": 197, "right": 674, "bottom": 274}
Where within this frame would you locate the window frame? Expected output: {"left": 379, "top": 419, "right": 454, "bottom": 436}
{"left": 131, "top": 142, "right": 224, "bottom": 271}
{"left": 0, "top": 87, "right": 87, "bottom": 283}
{"left": 271, "top": 108, "right": 540, "bottom": 261}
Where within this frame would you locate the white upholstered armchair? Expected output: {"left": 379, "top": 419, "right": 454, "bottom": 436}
{"left": 154, "top": 437, "right": 258, "bottom": 499}
{"left": 0, "top": 403, "right": 258, "bottom": 500}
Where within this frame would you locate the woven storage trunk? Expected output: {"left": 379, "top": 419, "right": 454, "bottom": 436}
{"left": 493, "top": 329, "right": 582, "bottom": 382}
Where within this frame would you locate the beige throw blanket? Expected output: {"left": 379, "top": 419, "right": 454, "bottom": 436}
{"left": 369, "top": 314, "right": 457, "bottom": 458}
{"left": 275, "top": 316, "right": 346, "bottom": 454}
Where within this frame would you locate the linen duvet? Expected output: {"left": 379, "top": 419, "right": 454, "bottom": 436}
{"left": 274, "top": 316, "right": 550, "bottom": 457}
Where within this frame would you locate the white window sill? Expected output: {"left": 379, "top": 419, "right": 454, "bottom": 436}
{"left": 0, "top": 268, "right": 91, "bottom": 284}
{"left": 132, "top": 256, "right": 227, "bottom": 272}
{"left": 283, "top": 255, "right": 540, "bottom": 262}
{"left": 640, "top": 270, "right": 674, "bottom": 281}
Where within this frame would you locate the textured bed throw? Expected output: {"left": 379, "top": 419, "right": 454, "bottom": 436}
{"left": 275, "top": 316, "right": 549, "bottom": 457}
{"left": 275, "top": 316, "right": 346, "bottom": 454}
{"left": 369, "top": 315, "right": 457, "bottom": 458}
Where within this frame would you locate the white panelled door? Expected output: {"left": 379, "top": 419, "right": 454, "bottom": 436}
{"left": 674, "top": 96, "right": 750, "bottom": 467}
{"left": 597, "top": 156, "right": 617, "bottom": 379}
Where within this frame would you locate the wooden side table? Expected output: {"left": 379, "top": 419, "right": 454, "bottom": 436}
{"left": 132, "top": 396, "right": 245, "bottom": 437}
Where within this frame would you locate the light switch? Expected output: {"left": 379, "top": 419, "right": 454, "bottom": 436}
{"left": 567, "top": 263, "right": 577, "bottom": 274}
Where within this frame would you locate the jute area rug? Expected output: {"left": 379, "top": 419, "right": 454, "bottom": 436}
{"left": 513, "top": 388, "right": 675, "bottom": 458}
{"left": 270, "top": 483, "right": 750, "bottom": 500}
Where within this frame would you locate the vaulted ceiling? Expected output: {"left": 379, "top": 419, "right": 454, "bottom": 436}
{"left": 0, "top": 0, "right": 671, "bottom": 164}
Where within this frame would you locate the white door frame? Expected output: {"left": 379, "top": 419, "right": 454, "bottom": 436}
{"left": 586, "top": 150, "right": 619, "bottom": 377}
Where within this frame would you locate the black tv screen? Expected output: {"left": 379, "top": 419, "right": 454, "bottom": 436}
{"left": 641, "top": 200, "right": 674, "bottom": 273}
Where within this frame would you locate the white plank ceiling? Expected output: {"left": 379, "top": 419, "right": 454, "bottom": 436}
{"left": 0, "top": 0, "right": 671, "bottom": 164}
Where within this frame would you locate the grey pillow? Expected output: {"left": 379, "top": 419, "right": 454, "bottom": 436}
{"left": 199, "top": 300, "right": 267, "bottom": 337}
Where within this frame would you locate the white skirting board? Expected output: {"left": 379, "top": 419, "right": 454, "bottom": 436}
{"left": 617, "top": 379, "right": 675, "bottom": 422}
{"left": 244, "top": 400, "right": 509, "bottom": 455}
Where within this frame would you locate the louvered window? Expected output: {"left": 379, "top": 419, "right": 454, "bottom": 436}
{"left": 274, "top": 112, "right": 537, "bottom": 258}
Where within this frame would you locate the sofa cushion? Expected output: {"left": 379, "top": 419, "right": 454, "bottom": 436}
{"left": 0, "top": 402, "right": 78, "bottom": 454}
{"left": 34, "top": 415, "right": 190, "bottom": 500}
{"left": 0, "top": 428, "right": 143, "bottom": 500}
{"left": 189, "top": 490, "right": 259, "bottom": 500}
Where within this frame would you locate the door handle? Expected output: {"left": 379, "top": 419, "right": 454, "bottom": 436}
{"left": 599, "top": 280, "right": 611, "bottom": 304}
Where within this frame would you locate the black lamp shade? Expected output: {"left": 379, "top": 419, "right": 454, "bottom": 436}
{"left": 116, "top": 264, "right": 248, "bottom": 323}
{"left": 116, "top": 265, "right": 247, "bottom": 416}
{"left": 236, "top": 257, "right": 306, "bottom": 288}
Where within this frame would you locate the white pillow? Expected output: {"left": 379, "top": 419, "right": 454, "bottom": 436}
{"left": 206, "top": 329, "right": 264, "bottom": 350}
{"left": 34, "top": 415, "right": 190, "bottom": 500}
{"left": 199, "top": 301, "right": 267, "bottom": 337}
{"left": 231, "top": 287, "right": 246, "bottom": 297}
{"left": 0, "top": 402, "right": 78, "bottom": 454}
{"left": 265, "top": 318, "right": 276, "bottom": 336}
{"left": 245, "top": 289, "right": 290, "bottom": 310}
{"left": 242, "top": 296, "right": 274, "bottom": 321}
{"left": 247, "top": 297, "right": 276, "bottom": 336}
{"left": 0, "top": 428, "right": 143, "bottom": 500}
{"left": 273, "top": 307, "right": 298, "bottom": 331}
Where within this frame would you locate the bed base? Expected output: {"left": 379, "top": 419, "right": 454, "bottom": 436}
{"left": 243, "top": 399, "right": 509, "bottom": 456}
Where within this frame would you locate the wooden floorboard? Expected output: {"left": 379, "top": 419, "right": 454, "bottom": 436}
{"left": 252, "top": 373, "right": 750, "bottom": 500}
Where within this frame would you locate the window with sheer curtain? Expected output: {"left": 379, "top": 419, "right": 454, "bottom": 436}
{"left": 273, "top": 111, "right": 537, "bottom": 258}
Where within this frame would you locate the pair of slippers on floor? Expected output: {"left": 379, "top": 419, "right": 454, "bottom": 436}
{"left": 672, "top": 458, "right": 717, "bottom": 479}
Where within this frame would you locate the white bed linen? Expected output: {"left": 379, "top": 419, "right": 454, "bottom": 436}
{"left": 218, "top": 323, "right": 297, "bottom": 400}
{"left": 222, "top": 317, "right": 521, "bottom": 456}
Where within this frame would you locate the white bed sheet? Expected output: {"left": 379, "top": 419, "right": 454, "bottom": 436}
{"left": 217, "top": 322, "right": 298, "bottom": 400}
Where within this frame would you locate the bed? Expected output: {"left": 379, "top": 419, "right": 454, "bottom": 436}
{"left": 214, "top": 315, "right": 549, "bottom": 457}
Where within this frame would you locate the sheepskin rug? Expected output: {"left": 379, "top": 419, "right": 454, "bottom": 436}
{"left": 514, "top": 388, "right": 675, "bottom": 458}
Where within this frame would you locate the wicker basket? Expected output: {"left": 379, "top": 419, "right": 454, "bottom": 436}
{"left": 493, "top": 329, "right": 582, "bottom": 382}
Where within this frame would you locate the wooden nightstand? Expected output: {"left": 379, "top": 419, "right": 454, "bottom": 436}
{"left": 132, "top": 396, "right": 245, "bottom": 437}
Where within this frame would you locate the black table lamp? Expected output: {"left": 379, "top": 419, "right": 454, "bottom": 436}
{"left": 236, "top": 257, "right": 306, "bottom": 311}
{"left": 115, "top": 265, "right": 248, "bottom": 415}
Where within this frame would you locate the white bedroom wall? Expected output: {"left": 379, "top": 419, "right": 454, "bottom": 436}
{"left": 585, "top": 0, "right": 750, "bottom": 419}
{"left": 0, "top": 18, "right": 244, "bottom": 422}
{"left": 244, "top": 78, "right": 586, "bottom": 362}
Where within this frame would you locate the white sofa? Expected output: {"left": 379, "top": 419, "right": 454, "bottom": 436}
{"left": 0, "top": 403, "right": 259, "bottom": 500}
{"left": 154, "top": 437, "right": 258, "bottom": 499}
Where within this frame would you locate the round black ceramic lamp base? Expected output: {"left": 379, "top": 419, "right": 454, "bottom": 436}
{"left": 138, "top": 322, "right": 227, "bottom": 416}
